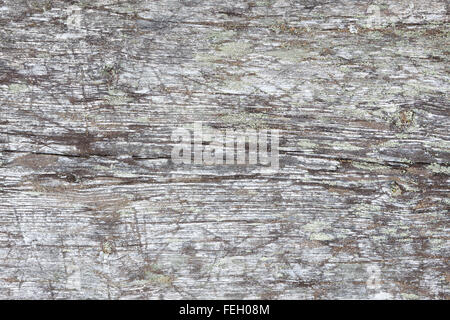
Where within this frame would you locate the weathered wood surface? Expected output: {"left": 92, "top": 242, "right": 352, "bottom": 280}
{"left": 0, "top": 0, "right": 449, "bottom": 299}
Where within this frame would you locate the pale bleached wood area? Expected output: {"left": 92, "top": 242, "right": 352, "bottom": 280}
{"left": 0, "top": 0, "right": 449, "bottom": 299}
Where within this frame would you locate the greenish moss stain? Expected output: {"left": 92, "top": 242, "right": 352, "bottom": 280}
{"left": 102, "top": 241, "right": 114, "bottom": 255}
{"left": 297, "top": 140, "right": 317, "bottom": 149}
{"left": 105, "top": 90, "right": 132, "bottom": 104}
{"left": 195, "top": 41, "right": 252, "bottom": 65}
{"left": 353, "top": 204, "right": 382, "bottom": 217}
{"left": 8, "top": 84, "right": 30, "bottom": 93}
{"left": 267, "top": 48, "right": 316, "bottom": 63}
{"left": 221, "top": 78, "right": 254, "bottom": 93}
{"left": 117, "top": 208, "right": 133, "bottom": 216}
{"left": 220, "top": 112, "right": 268, "bottom": 129}
{"left": 302, "top": 221, "right": 328, "bottom": 233}
{"left": 142, "top": 264, "right": 173, "bottom": 286}
{"left": 310, "top": 233, "right": 334, "bottom": 241}
{"left": 217, "top": 42, "right": 253, "bottom": 58}
{"left": 401, "top": 293, "right": 419, "bottom": 300}
{"left": 145, "top": 272, "right": 172, "bottom": 286}
{"left": 391, "top": 182, "right": 402, "bottom": 197}
{"left": 207, "top": 30, "right": 236, "bottom": 43}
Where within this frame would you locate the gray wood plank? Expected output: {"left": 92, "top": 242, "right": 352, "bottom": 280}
{"left": 0, "top": 0, "right": 448, "bottom": 299}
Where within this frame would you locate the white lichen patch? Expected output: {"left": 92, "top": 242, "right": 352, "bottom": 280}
{"left": 428, "top": 239, "right": 445, "bottom": 253}
{"left": 401, "top": 293, "right": 419, "bottom": 300}
{"left": 381, "top": 227, "right": 398, "bottom": 236}
{"left": 424, "top": 139, "right": 450, "bottom": 152}
{"left": 427, "top": 163, "right": 450, "bottom": 175}
{"left": 217, "top": 42, "right": 253, "bottom": 58}
{"left": 144, "top": 272, "right": 172, "bottom": 286}
{"left": 194, "top": 53, "right": 217, "bottom": 64}
{"left": 310, "top": 233, "right": 334, "bottom": 241}
{"left": 302, "top": 221, "right": 328, "bottom": 233}
{"left": 297, "top": 140, "right": 317, "bottom": 149}
{"left": 207, "top": 30, "right": 236, "bottom": 43}
{"left": 197, "top": 42, "right": 253, "bottom": 63}
{"left": 403, "top": 81, "right": 445, "bottom": 98}
{"left": 221, "top": 78, "right": 255, "bottom": 94}
{"left": 105, "top": 90, "right": 132, "bottom": 105}
{"left": 113, "top": 171, "right": 141, "bottom": 178}
{"left": 135, "top": 116, "right": 151, "bottom": 123}
{"left": 267, "top": 48, "right": 316, "bottom": 63}
{"left": 208, "top": 256, "right": 247, "bottom": 275}
{"left": 353, "top": 204, "right": 382, "bottom": 217}
{"left": 8, "top": 83, "right": 30, "bottom": 93}
{"left": 220, "top": 112, "right": 268, "bottom": 129}
{"left": 117, "top": 208, "right": 134, "bottom": 216}
{"left": 372, "top": 235, "right": 387, "bottom": 242}
{"left": 377, "top": 140, "right": 401, "bottom": 148}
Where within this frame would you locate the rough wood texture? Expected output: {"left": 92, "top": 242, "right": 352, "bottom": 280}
{"left": 0, "top": 0, "right": 449, "bottom": 299}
